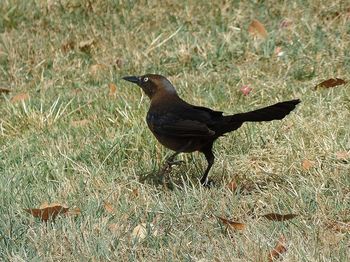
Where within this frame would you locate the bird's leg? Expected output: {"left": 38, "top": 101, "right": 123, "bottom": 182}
{"left": 200, "top": 146, "right": 215, "bottom": 187}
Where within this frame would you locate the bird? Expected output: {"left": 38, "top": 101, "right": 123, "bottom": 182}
{"left": 122, "top": 74, "right": 300, "bottom": 186}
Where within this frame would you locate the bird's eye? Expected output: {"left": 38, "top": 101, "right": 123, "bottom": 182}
{"left": 143, "top": 77, "right": 149, "bottom": 82}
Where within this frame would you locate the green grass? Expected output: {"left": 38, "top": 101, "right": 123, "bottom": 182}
{"left": 1, "top": 0, "right": 349, "bottom": 261}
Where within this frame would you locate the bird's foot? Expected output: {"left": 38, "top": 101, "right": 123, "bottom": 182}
{"left": 201, "top": 179, "right": 215, "bottom": 188}
{"left": 166, "top": 160, "right": 185, "bottom": 167}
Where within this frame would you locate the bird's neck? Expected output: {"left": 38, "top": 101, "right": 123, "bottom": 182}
{"left": 150, "top": 90, "right": 181, "bottom": 107}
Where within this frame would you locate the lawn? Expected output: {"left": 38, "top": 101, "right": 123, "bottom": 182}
{"left": 0, "top": 0, "right": 349, "bottom": 261}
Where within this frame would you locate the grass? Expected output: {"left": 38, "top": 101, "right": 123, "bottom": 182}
{"left": 1, "top": 0, "right": 349, "bottom": 261}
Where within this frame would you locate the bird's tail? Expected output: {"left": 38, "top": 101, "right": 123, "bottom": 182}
{"left": 220, "top": 99, "right": 300, "bottom": 134}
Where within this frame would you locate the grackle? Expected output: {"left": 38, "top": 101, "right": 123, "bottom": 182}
{"left": 123, "top": 74, "right": 300, "bottom": 186}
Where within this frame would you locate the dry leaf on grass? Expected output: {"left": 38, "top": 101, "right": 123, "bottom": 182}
{"left": 108, "top": 83, "right": 117, "bottom": 96}
{"left": 268, "top": 235, "right": 287, "bottom": 262}
{"left": 240, "top": 85, "right": 252, "bottom": 96}
{"left": 61, "top": 40, "right": 75, "bottom": 53}
{"left": 0, "top": 88, "right": 11, "bottom": 94}
{"left": 314, "top": 78, "right": 347, "bottom": 89}
{"left": 79, "top": 39, "right": 94, "bottom": 53}
{"left": 261, "top": 213, "right": 298, "bottom": 221}
{"left": 326, "top": 221, "right": 350, "bottom": 233}
{"left": 25, "top": 204, "right": 69, "bottom": 222}
{"left": 302, "top": 159, "right": 315, "bottom": 170}
{"left": 115, "top": 58, "right": 124, "bottom": 68}
{"left": 226, "top": 179, "right": 237, "bottom": 192}
{"left": 216, "top": 216, "right": 246, "bottom": 231}
{"left": 132, "top": 188, "right": 139, "bottom": 197}
{"left": 11, "top": 93, "right": 29, "bottom": 103}
{"left": 248, "top": 19, "right": 268, "bottom": 38}
{"left": 103, "top": 202, "right": 114, "bottom": 213}
{"left": 132, "top": 223, "right": 158, "bottom": 240}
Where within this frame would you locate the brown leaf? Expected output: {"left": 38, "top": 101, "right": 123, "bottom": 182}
{"left": 268, "top": 235, "right": 287, "bottom": 262}
{"left": 61, "top": 40, "right": 75, "bottom": 53}
{"left": 79, "top": 39, "right": 95, "bottom": 53}
{"left": 326, "top": 221, "right": 350, "bottom": 233}
{"left": 302, "top": 159, "right": 315, "bottom": 170}
{"left": 315, "top": 78, "right": 347, "bottom": 89}
{"left": 0, "top": 88, "right": 11, "bottom": 94}
{"left": 226, "top": 179, "right": 237, "bottom": 192}
{"left": 108, "top": 83, "right": 117, "bottom": 96}
{"left": 71, "top": 119, "right": 89, "bottom": 127}
{"left": 248, "top": 19, "right": 268, "bottom": 39}
{"left": 216, "top": 216, "right": 246, "bottom": 231}
{"left": 132, "top": 188, "right": 139, "bottom": 197}
{"left": 24, "top": 204, "right": 69, "bottom": 221}
{"left": 240, "top": 85, "right": 252, "bottom": 96}
{"left": 11, "top": 93, "right": 29, "bottom": 103}
{"left": 261, "top": 213, "right": 298, "bottom": 221}
{"left": 115, "top": 58, "right": 124, "bottom": 68}
{"left": 103, "top": 202, "right": 114, "bottom": 214}
{"left": 336, "top": 151, "right": 350, "bottom": 160}
{"left": 132, "top": 223, "right": 158, "bottom": 240}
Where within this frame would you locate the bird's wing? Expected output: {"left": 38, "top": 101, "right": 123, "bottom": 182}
{"left": 191, "top": 105, "right": 223, "bottom": 118}
{"left": 152, "top": 119, "right": 215, "bottom": 137}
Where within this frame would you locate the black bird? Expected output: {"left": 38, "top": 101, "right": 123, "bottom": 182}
{"left": 123, "top": 74, "right": 300, "bottom": 186}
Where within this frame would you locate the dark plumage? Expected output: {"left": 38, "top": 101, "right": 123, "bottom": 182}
{"left": 123, "top": 74, "right": 300, "bottom": 186}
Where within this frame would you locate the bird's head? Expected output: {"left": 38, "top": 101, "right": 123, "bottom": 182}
{"left": 122, "top": 74, "right": 177, "bottom": 99}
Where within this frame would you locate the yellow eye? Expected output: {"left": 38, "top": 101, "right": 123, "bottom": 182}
{"left": 143, "top": 77, "right": 149, "bottom": 82}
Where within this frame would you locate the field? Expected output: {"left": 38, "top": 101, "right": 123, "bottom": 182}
{"left": 0, "top": 0, "right": 349, "bottom": 261}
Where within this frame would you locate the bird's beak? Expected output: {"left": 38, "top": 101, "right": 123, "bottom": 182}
{"left": 122, "top": 76, "right": 140, "bottom": 84}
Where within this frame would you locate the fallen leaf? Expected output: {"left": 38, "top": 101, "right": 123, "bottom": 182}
{"left": 61, "top": 40, "right": 75, "bottom": 53}
{"left": 261, "top": 213, "right": 298, "bottom": 221}
{"left": 108, "top": 83, "right": 117, "bottom": 96}
{"left": 314, "top": 78, "right": 347, "bottom": 89}
{"left": 248, "top": 19, "right": 268, "bottom": 39}
{"left": 302, "top": 159, "right": 315, "bottom": 170}
{"left": 104, "top": 202, "right": 114, "bottom": 214}
{"left": 132, "top": 223, "right": 158, "bottom": 240}
{"left": 132, "top": 188, "right": 139, "bottom": 197}
{"left": 240, "top": 85, "right": 252, "bottom": 96}
{"left": 71, "top": 119, "right": 89, "bottom": 127}
{"left": 11, "top": 93, "right": 29, "bottom": 103}
{"left": 24, "top": 204, "right": 69, "bottom": 222}
{"left": 226, "top": 179, "right": 237, "bottom": 192}
{"left": 326, "top": 221, "right": 350, "bottom": 233}
{"left": 335, "top": 151, "right": 350, "bottom": 160}
{"left": 115, "top": 58, "right": 124, "bottom": 68}
{"left": 268, "top": 235, "right": 287, "bottom": 262}
{"left": 0, "top": 88, "right": 11, "bottom": 94}
{"left": 79, "top": 39, "right": 94, "bottom": 53}
{"left": 216, "top": 216, "right": 246, "bottom": 231}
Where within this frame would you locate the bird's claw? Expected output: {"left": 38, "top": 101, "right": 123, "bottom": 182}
{"left": 201, "top": 179, "right": 215, "bottom": 188}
